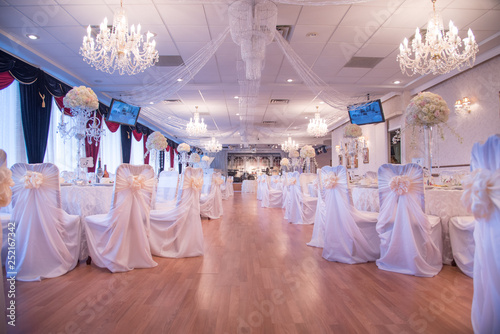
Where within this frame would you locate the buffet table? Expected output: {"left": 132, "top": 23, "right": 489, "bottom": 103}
{"left": 241, "top": 180, "right": 258, "bottom": 193}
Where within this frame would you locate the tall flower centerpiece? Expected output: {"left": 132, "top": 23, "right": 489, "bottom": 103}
{"left": 60, "top": 86, "right": 103, "bottom": 184}
{"left": 202, "top": 155, "right": 211, "bottom": 169}
{"left": 405, "top": 91, "right": 450, "bottom": 175}
{"left": 178, "top": 143, "right": 191, "bottom": 170}
{"left": 339, "top": 124, "right": 366, "bottom": 173}
{"left": 300, "top": 145, "right": 316, "bottom": 173}
{"left": 289, "top": 150, "right": 300, "bottom": 172}
{"left": 145, "top": 131, "right": 168, "bottom": 177}
{"left": 190, "top": 153, "right": 201, "bottom": 165}
{"left": 280, "top": 158, "right": 290, "bottom": 172}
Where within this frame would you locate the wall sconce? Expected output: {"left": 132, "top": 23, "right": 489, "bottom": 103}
{"left": 455, "top": 97, "right": 471, "bottom": 113}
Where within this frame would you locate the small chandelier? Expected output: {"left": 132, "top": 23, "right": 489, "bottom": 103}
{"left": 80, "top": 0, "right": 159, "bottom": 75}
{"left": 397, "top": 0, "right": 478, "bottom": 76}
{"left": 307, "top": 106, "right": 328, "bottom": 138}
{"left": 205, "top": 137, "right": 222, "bottom": 153}
{"left": 186, "top": 106, "right": 207, "bottom": 136}
{"left": 281, "top": 136, "right": 298, "bottom": 152}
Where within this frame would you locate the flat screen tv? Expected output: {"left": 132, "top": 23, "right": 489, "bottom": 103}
{"left": 347, "top": 99, "right": 385, "bottom": 125}
{"left": 107, "top": 99, "right": 141, "bottom": 126}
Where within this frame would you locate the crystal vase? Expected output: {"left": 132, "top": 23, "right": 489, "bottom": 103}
{"left": 180, "top": 152, "right": 189, "bottom": 171}
{"left": 305, "top": 157, "right": 311, "bottom": 173}
{"left": 423, "top": 125, "right": 433, "bottom": 176}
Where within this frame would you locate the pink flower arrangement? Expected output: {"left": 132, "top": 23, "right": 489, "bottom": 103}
{"left": 406, "top": 92, "right": 450, "bottom": 126}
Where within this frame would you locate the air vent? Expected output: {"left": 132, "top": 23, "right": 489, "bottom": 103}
{"left": 163, "top": 99, "right": 182, "bottom": 104}
{"left": 344, "top": 57, "right": 384, "bottom": 69}
{"left": 156, "top": 55, "right": 184, "bottom": 67}
{"left": 270, "top": 99, "right": 289, "bottom": 104}
{"left": 262, "top": 121, "right": 277, "bottom": 124}
{"left": 276, "top": 25, "right": 293, "bottom": 41}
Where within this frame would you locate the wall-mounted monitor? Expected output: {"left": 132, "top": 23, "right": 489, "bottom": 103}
{"left": 347, "top": 99, "right": 385, "bottom": 125}
{"left": 107, "top": 99, "right": 141, "bottom": 126}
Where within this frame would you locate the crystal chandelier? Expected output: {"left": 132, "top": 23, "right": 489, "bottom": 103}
{"left": 80, "top": 0, "right": 159, "bottom": 75}
{"left": 205, "top": 137, "right": 222, "bottom": 153}
{"left": 186, "top": 106, "right": 207, "bottom": 136}
{"left": 307, "top": 106, "right": 328, "bottom": 138}
{"left": 281, "top": 136, "right": 298, "bottom": 152}
{"left": 397, "top": 0, "right": 478, "bottom": 76}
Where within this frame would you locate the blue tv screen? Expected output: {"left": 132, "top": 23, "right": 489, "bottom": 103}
{"left": 347, "top": 99, "right": 385, "bottom": 125}
{"left": 107, "top": 99, "right": 141, "bottom": 126}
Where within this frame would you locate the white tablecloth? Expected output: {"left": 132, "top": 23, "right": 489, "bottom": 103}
{"left": 351, "top": 186, "right": 469, "bottom": 264}
{"left": 242, "top": 180, "right": 258, "bottom": 193}
{"left": 60, "top": 184, "right": 114, "bottom": 260}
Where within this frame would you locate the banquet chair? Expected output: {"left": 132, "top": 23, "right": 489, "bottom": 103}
{"left": 256, "top": 174, "right": 265, "bottom": 200}
{"left": 321, "top": 166, "right": 379, "bottom": 263}
{"left": 84, "top": 164, "right": 157, "bottom": 273}
{"left": 307, "top": 169, "right": 326, "bottom": 248}
{"left": 227, "top": 176, "right": 234, "bottom": 196}
{"left": 201, "top": 169, "right": 213, "bottom": 196}
{"left": 149, "top": 167, "right": 204, "bottom": 258}
{"left": 8, "top": 163, "right": 81, "bottom": 281}
{"left": 364, "top": 171, "right": 377, "bottom": 179}
{"left": 200, "top": 172, "right": 223, "bottom": 219}
{"left": 155, "top": 169, "right": 179, "bottom": 211}
{"left": 270, "top": 175, "right": 282, "bottom": 190}
{"left": 449, "top": 216, "right": 475, "bottom": 277}
{"left": 461, "top": 134, "right": 500, "bottom": 333}
{"left": 261, "top": 175, "right": 283, "bottom": 208}
{"left": 221, "top": 175, "right": 230, "bottom": 200}
{"left": 286, "top": 172, "right": 303, "bottom": 223}
{"left": 376, "top": 163, "right": 443, "bottom": 277}
{"left": 281, "top": 173, "right": 289, "bottom": 209}
{"left": 298, "top": 173, "right": 318, "bottom": 225}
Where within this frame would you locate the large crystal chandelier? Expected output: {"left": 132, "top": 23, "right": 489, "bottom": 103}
{"left": 205, "top": 137, "right": 222, "bottom": 153}
{"left": 281, "top": 136, "right": 298, "bottom": 153}
{"left": 80, "top": 0, "right": 159, "bottom": 75}
{"left": 307, "top": 106, "right": 328, "bottom": 138}
{"left": 186, "top": 106, "right": 207, "bottom": 136}
{"left": 397, "top": 0, "right": 478, "bottom": 76}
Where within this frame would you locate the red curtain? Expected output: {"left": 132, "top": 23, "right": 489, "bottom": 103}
{"left": 0, "top": 72, "right": 14, "bottom": 90}
{"left": 143, "top": 133, "right": 149, "bottom": 165}
{"left": 132, "top": 130, "right": 142, "bottom": 141}
{"left": 84, "top": 112, "right": 102, "bottom": 172}
{"left": 54, "top": 95, "right": 72, "bottom": 116}
{"left": 170, "top": 147, "right": 176, "bottom": 168}
{"left": 105, "top": 120, "right": 120, "bottom": 133}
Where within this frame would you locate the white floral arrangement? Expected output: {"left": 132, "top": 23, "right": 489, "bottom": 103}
{"left": 202, "top": 156, "right": 210, "bottom": 162}
{"left": 190, "top": 153, "right": 200, "bottom": 163}
{"left": 289, "top": 150, "right": 299, "bottom": 158}
{"left": 178, "top": 143, "right": 190, "bottom": 152}
{"left": 389, "top": 175, "right": 411, "bottom": 195}
{"left": 0, "top": 166, "right": 14, "bottom": 207}
{"left": 280, "top": 158, "right": 290, "bottom": 167}
{"left": 146, "top": 131, "right": 168, "bottom": 152}
{"left": 406, "top": 92, "right": 450, "bottom": 126}
{"left": 300, "top": 145, "right": 316, "bottom": 158}
{"left": 323, "top": 173, "right": 339, "bottom": 189}
{"left": 63, "top": 86, "right": 99, "bottom": 111}
{"left": 344, "top": 124, "right": 362, "bottom": 138}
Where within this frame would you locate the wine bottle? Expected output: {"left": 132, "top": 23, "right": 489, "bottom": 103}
{"left": 103, "top": 164, "right": 109, "bottom": 178}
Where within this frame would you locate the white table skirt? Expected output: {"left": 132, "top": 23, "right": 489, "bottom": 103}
{"left": 242, "top": 180, "right": 258, "bottom": 193}
{"left": 60, "top": 184, "right": 114, "bottom": 260}
{"left": 351, "top": 186, "right": 469, "bottom": 265}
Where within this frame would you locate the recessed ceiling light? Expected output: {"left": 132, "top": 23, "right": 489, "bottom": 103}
{"left": 306, "top": 32, "right": 318, "bottom": 38}
{"left": 26, "top": 34, "right": 39, "bottom": 40}
{"left": 393, "top": 80, "right": 401, "bottom": 84}
{"left": 286, "top": 79, "right": 293, "bottom": 82}
{"left": 149, "top": 102, "right": 154, "bottom": 105}
{"left": 236, "top": 113, "right": 240, "bottom": 116}
{"left": 319, "top": 101, "right": 324, "bottom": 104}
{"left": 234, "top": 96, "right": 239, "bottom": 99}
{"left": 177, "top": 78, "right": 183, "bottom": 82}
{"left": 305, "top": 116, "right": 308, "bottom": 119}
{"left": 168, "top": 116, "right": 172, "bottom": 119}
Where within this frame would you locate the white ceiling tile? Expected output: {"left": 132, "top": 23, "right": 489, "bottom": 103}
{"left": 447, "top": 0, "right": 500, "bottom": 10}
{"left": 123, "top": 4, "right": 164, "bottom": 26}
{"left": 321, "top": 42, "right": 357, "bottom": 61}
{"left": 156, "top": 4, "right": 206, "bottom": 25}
{"left": 329, "top": 26, "right": 368, "bottom": 44}
{"left": 62, "top": 5, "right": 114, "bottom": 26}
{"left": 0, "top": 7, "right": 35, "bottom": 28}
{"left": 339, "top": 6, "right": 391, "bottom": 27}
{"left": 276, "top": 4, "right": 301, "bottom": 25}
{"left": 382, "top": 6, "right": 429, "bottom": 29}
{"left": 167, "top": 25, "right": 210, "bottom": 43}
{"left": 355, "top": 43, "right": 396, "bottom": 58}
{"left": 6, "top": 0, "right": 57, "bottom": 4}
{"left": 1, "top": 26, "right": 60, "bottom": 43}
{"left": 44, "top": 26, "right": 86, "bottom": 43}
{"left": 440, "top": 8, "right": 488, "bottom": 29}
{"left": 296, "top": 5, "right": 350, "bottom": 25}
{"left": 291, "top": 25, "right": 336, "bottom": 44}
{"left": 15, "top": 6, "right": 80, "bottom": 27}
{"left": 468, "top": 10, "right": 500, "bottom": 31}
{"left": 400, "top": 0, "right": 454, "bottom": 9}
{"left": 204, "top": 4, "right": 229, "bottom": 26}
{"left": 367, "top": 27, "right": 416, "bottom": 45}
{"left": 176, "top": 42, "right": 208, "bottom": 60}
{"left": 336, "top": 67, "right": 371, "bottom": 77}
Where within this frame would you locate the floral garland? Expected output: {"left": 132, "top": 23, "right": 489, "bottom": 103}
{"left": 190, "top": 153, "right": 201, "bottom": 163}
{"left": 63, "top": 86, "right": 99, "bottom": 111}
{"left": 144, "top": 131, "right": 167, "bottom": 157}
{"left": 280, "top": 158, "right": 290, "bottom": 167}
{"left": 300, "top": 145, "right": 316, "bottom": 158}
{"left": 0, "top": 166, "right": 14, "bottom": 207}
{"left": 344, "top": 124, "right": 362, "bottom": 138}
{"left": 178, "top": 143, "right": 190, "bottom": 152}
{"left": 289, "top": 150, "right": 299, "bottom": 158}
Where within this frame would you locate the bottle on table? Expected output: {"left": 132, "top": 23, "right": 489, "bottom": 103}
{"left": 96, "top": 158, "right": 104, "bottom": 182}
{"left": 103, "top": 164, "right": 109, "bottom": 178}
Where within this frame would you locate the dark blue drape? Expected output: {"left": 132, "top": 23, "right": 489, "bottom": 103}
{"left": 120, "top": 125, "right": 132, "bottom": 164}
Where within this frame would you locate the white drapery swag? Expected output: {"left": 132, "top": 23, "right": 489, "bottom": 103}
{"left": 461, "top": 134, "right": 500, "bottom": 334}
{"left": 149, "top": 167, "right": 204, "bottom": 258}
{"left": 221, "top": 176, "right": 230, "bottom": 200}
{"left": 155, "top": 170, "right": 180, "bottom": 211}
{"left": 320, "top": 166, "right": 379, "bottom": 263}
{"left": 8, "top": 163, "right": 81, "bottom": 281}
{"left": 298, "top": 173, "right": 318, "bottom": 225}
{"left": 84, "top": 164, "right": 158, "bottom": 273}
{"left": 307, "top": 169, "right": 326, "bottom": 248}
{"left": 285, "top": 172, "right": 302, "bottom": 223}
{"left": 261, "top": 175, "right": 283, "bottom": 208}
{"left": 200, "top": 172, "right": 224, "bottom": 219}
{"left": 376, "top": 163, "right": 443, "bottom": 277}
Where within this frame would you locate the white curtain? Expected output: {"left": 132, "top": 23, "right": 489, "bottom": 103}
{"left": 100, "top": 123, "right": 122, "bottom": 174}
{"left": 0, "top": 81, "right": 27, "bottom": 167}
{"left": 44, "top": 98, "right": 79, "bottom": 172}
{"left": 130, "top": 135, "right": 144, "bottom": 166}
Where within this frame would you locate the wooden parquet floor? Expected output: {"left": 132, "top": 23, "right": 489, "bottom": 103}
{"left": 3, "top": 192, "right": 473, "bottom": 334}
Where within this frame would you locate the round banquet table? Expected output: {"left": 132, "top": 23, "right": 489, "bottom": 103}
{"left": 241, "top": 180, "right": 258, "bottom": 193}
{"left": 350, "top": 185, "right": 470, "bottom": 265}
{"left": 60, "top": 184, "right": 114, "bottom": 260}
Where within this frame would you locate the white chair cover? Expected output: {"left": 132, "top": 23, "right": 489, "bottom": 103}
{"left": 286, "top": 172, "right": 302, "bottom": 223}
{"left": 200, "top": 172, "right": 224, "bottom": 219}
{"left": 449, "top": 216, "right": 475, "bottom": 278}
{"left": 201, "top": 169, "right": 213, "bottom": 196}
{"left": 84, "top": 164, "right": 157, "bottom": 273}
{"left": 321, "top": 166, "right": 379, "bottom": 263}
{"left": 307, "top": 169, "right": 326, "bottom": 248}
{"left": 261, "top": 175, "right": 283, "bottom": 208}
{"left": 256, "top": 175, "right": 265, "bottom": 200}
{"left": 462, "top": 134, "right": 500, "bottom": 333}
{"left": 221, "top": 175, "right": 230, "bottom": 200}
{"left": 376, "top": 163, "right": 443, "bottom": 277}
{"left": 149, "top": 167, "right": 204, "bottom": 258}
{"left": 281, "top": 173, "right": 289, "bottom": 209}
{"left": 155, "top": 170, "right": 179, "bottom": 210}
{"left": 270, "top": 175, "right": 282, "bottom": 190}
{"left": 227, "top": 176, "right": 234, "bottom": 196}
{"left": 298, "top": 173, "right": 318, "bottom": 225}
{"left": 8, "top": 163, "right": 81, "bottom": 281}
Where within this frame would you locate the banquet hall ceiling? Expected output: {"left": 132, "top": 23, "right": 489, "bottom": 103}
{"left": 1, "top": 0, "right": 499, "bottom": 147}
